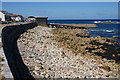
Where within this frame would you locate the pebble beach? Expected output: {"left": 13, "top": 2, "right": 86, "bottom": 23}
{"left": 17, "top": 25, "right": 120, "bottom": 78}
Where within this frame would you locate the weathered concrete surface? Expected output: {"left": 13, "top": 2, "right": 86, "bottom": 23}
{"left": 0, "top": 27, "right": 13, "bottom": 79}
{"left": 0, "top": 47, "right": 13, "bottom": 78}
{"left": 1, "top": 22, "right": 37, "bottom": 80}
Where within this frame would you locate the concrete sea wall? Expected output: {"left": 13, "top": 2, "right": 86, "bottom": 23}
{"left": 1, "top": 22, "right": 38, "bottom": 80}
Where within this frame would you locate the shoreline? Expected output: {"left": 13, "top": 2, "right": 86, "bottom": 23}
{"left": 17, "top": 26, "right": 119, "bottom": 78}
{"left": 52, "top": 28, "right": 120, "bottom": 62}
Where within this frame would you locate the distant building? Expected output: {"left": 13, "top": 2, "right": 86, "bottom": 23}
{"left": 0, "top": 10, "right": 24, "bottom": 22}
{"left": 11, "top": 15, "right": 23, "bottom": 22}
{"left": 28, "top": 16, "right": 36, "bottom": 22}
{"left": 35, "top": 17, "right": 48, "bottom": 26}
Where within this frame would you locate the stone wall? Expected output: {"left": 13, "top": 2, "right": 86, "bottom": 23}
{"left": 35, "top": 17, "right": 48, "bottom": 26}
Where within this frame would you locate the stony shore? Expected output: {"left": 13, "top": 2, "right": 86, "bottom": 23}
{"left": 17, "top": 26, "right": 119, "bottom": 78}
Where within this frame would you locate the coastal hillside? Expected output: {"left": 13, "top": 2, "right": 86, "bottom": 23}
{"left": 17, "top": 25, "right": 119, "bottom": 78}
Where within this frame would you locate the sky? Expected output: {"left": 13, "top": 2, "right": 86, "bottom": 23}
{"left": 1, "top": 2, "right": 119, "bottom": 19}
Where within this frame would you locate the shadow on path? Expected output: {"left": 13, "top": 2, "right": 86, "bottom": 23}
{"left": 2, "top": 22, "right": 38, "bottom": 80}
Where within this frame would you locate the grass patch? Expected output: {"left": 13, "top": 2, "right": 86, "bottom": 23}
{"left": 0, "top": 22, "right": 31, "bottom": 28}
{"left": 0, "top": 57, "right": 5, "bottom": 80}
{"left": 0, "top": 74, "right": 4, "bottom": 80}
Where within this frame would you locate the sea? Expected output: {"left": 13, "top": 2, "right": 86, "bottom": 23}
{"left": 48, "top": 19, "right": 120, "bottom": 42}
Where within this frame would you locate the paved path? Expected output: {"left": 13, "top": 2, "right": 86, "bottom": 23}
{"left": 0, "top": 28, "right": 13, "bottom": 79}
{"left": 1, "top": 23, "right": 37, "bottom": 80}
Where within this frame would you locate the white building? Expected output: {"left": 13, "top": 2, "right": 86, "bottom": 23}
{"left": 0, "top": 11, "right": 24, "bottom": 22}
{"left": 0, "top": 11, "right": 6, "bottom": 21}
{"left": 15, "top": 16, "right": 22, "bottom": 21}
{"left": 11, "top": 16, "right": 22, "bottom": 22}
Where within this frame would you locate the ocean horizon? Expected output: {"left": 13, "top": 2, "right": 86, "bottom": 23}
{"left": 48, "top": 19, "right": 120, "bottom": 42}
{"left": 1, "top": 2, "right": 120, "bottom": 41}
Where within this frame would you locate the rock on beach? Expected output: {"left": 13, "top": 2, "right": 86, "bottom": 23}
{"left": 17, "top": 26, "right": 119, "bottom": 78}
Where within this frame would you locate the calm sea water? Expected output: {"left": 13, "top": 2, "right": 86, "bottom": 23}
{"left": 48, "top": 19, "right": 120, "bottom": 42}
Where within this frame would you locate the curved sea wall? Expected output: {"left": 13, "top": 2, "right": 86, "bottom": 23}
{"left": 1, "top": 22, "right": 38, "bottom": 80}
{"left": 1, "top": 22, "right": 119, "bottom": 79}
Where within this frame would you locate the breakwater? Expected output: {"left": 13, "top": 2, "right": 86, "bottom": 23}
{"left": 2, "top": 22, "right": 37, "bottom": 80}
{"left": 48, "top": 23, "right": 97, "bottom": 29}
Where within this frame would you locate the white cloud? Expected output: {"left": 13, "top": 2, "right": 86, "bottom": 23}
{"left": 1, "top": 0, "right": 120, "bottom": 2}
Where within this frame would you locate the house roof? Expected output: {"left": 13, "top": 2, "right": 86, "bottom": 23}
{"left": 28, "top": 16, "right": 35, "bottom": 18}
{"left": 35, "top": 16, "right": 48, "bottom": 19}
{"left": 0, "top": 10, "right": 23, "bottom": 17}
